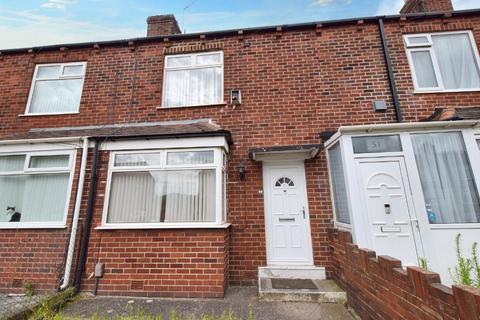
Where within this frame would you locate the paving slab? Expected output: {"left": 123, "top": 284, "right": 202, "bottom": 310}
{"left": 0, "top": 293, "right": 46, "bottom": 320}
{"left": 61, "top": 287, "right": 356, "bottom": 320}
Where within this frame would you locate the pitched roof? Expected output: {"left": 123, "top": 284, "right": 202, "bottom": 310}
{"left": 422, "top": 107, "right": 480, "bottom": 122}
{"left": 0, "top": 119, "right": 233, "bottom": 143}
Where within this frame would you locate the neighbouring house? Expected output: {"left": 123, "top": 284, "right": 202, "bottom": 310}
{"left": 0, "top": 0, "right": 479, "bottom": 300}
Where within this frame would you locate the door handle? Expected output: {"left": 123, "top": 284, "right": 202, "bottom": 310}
{"left": 411, "top": 219, "right": 419, "bottom": 230}
{"left": 302, "top": 207, "right": 306, "bottom": 219}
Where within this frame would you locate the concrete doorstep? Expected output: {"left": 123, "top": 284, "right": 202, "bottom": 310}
{"left": 60, "top": 287, "right": 356, "bottom": 320}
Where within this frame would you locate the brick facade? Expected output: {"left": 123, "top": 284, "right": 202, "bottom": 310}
{"left": 0, "top": 8, "right": 480, "bottom": 297}
{"left": 329, "top": 228, "right": 480, "bottom": 320}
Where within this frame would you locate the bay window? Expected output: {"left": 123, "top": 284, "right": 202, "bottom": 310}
{"left": 103, "top": 148, "right": 226, "bottom": 227}
{"left": 162, "top": 52, "right": 223, "bottom": 107}
{"left": 0, "top": 151, "right": 75, "bottom": 227}
{"left": 404, "top": 31, "right": 480, "bottom": 92}
{"left": 26, "top": 62, "right": 86, "bottom": 115}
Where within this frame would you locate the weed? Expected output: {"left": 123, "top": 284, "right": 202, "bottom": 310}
{"left": 23, "top": 281, "right": 35, "bottom": 298}
{"left": 449, "top": 233, "right": 479, "bottom": 288}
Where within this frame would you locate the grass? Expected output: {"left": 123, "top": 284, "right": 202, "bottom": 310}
{"left": 449, "top": 233, "right": 480, "bottom": 288}
{"left": 28, "top": 293, "right": 255, "bottom": 320}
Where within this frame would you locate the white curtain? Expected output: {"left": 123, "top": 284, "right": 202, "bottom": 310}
{"left": 328, "top": 144, "right": 350, "bottom": 224}
{"left": 412, "top": 50, "right": 438, "bottom": 88}
{"left": 432, "top": 34, "right": 480, "bottom": 89}
{"left": 412, "top": 132, "right": 480, "bottom": 224}
{"left": 164, "top": 67, "right": 221, "bottom": 107}
{"left": 164, "top": 170, "right": 215, "bottom": 222}
{"left": 30, "top": 78, "right": 83, "bottom": 113}
{"left": 107, "top": 169, "right": 215, "bottom": 223}
{"left": 107, "top": 172, "right": 163, "bottom": 223}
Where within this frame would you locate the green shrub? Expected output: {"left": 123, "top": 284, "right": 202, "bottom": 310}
{"left": 449, "top": 233, "right": 479, "bottom": 288}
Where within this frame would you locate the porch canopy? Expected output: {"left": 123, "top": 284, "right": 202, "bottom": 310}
{"left": 249, "top": 144, "right": 322, "bottom": 162}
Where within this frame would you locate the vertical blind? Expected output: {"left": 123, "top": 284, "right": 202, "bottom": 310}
{"left": 0, "top": 154, "right": 71, "bottom": 223}
{"left": 412, "top": 132, "right": 480, "bottom": 224}
{"left": 107, "top": 169, "right": 216, "bottom": 223}
{"left": 328, "top": 143, "right": 350, "bottom": 224}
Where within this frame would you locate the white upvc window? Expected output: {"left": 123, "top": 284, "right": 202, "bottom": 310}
{"left": 0, "top": 150, "right": 75, "bottom": 228}
{"left": 102, "top": 148, "right": 227, "bottom": 228}
{"left": 404, "top": 31, "right": 480, "bottom": 93}
{"left": 326, "top": 142, "right": 351, "bottom": 225}
{"left": 162, "top": 51, "right": 224, "bottom": 108}
{"left": 26, "top": 62, "right": 87, "bottom": 115}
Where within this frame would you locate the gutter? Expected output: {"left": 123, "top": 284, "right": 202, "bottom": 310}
{"left": 74, "top": 139, "right": 100, "bottom": 294}
{"left": 60, "top": 137, "right": 89, "bottom": 290}
{"left": 1, "top": 9, "right": 479, "bottom": 54}
{"left": 378, "top": 18, "right": 403, "bottom": 123}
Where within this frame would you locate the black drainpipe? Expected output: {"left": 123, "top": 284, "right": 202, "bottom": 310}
{"left": 378, "top": 18, "right": 403, "bottom": 123}
{"left": 74, "top": 139, "right": 100, "bottom": 293}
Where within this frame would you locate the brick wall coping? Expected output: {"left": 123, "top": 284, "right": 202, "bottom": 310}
{"left": 2, "top": 9, "right": 480, "bottom": 55}
{"left": 329, "top": 228, "right": 480, "bottom": 320}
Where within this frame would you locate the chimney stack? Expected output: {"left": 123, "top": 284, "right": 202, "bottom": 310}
{"left": 146, "top": 15, "right": 181, "bottom": 37}
{"left": 400, "top": 0, "right": 453, "bottom": 14}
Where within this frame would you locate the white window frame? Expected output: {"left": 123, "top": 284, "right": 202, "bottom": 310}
{"left": 25, "top": 62, "right": 87, "bottom": 116}
{"left": 0, "top": 150, "right": 76, "bottom": 229}
{"left": 161, "top": 51, "right": 224, "bottom": 108}
{"left": 404, "top": 30, "right": 480, "bottom": 93}
{"left": 100, "top": 147, "right": 228, "bottom": 229}
{"left": 325, "top": 140, "right": 353, "bottom": 229}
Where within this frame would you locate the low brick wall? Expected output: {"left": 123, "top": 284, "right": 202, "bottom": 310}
{"left": 80, "top": 228, "right": 230, "bottom": 298}
{"left": 329, "top": 228, "right": 480, "bottom": 320}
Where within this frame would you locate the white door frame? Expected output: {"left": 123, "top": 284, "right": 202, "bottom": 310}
{"left": 262, "top": 160, "right": 314, "bottom": 266}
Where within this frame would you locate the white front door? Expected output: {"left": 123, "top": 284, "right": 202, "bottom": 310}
{"left": 356, "top": 157, "right": 424, "bottom": 266}
{"left": 263, "top": 162, "right": 314, "bottom": 265}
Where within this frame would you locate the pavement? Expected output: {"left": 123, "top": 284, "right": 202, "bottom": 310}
{"left": 0, "top": 293, "right": 45, "bottom": 320}
{"left": 60, "top": 287, "right": 356, "bottom": 320}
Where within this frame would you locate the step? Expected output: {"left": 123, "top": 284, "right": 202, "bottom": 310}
{"left": 258, "top": 266, "right": 346, "bottom": 303}
{"left": 259, "top": 278, "right": 347, "bottom": 303}
{"left": 258, "top": 266, "right": 327, "bottom": 280}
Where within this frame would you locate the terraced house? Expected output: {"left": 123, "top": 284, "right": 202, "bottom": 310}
{"left": 1, "top": 0, "right": 480, "bottom": 305}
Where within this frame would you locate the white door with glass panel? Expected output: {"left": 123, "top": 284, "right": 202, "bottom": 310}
{"left": 263, "top": 163, "right": 313, "bottom": 265}
{"left": 356, "top": 158, "right": 423, "bottom": 266}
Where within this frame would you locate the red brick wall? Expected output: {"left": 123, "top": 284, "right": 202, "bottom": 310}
{"left": 329, "top": 229, "right": 480, "bottom": 320}
{"left": 0, "top": 150, "right": 84, "bottom": 293}
{"left": 0, "top": 13, "right": 480, "bottom": 293}
{"left": 81, "top": 226, "right": 229, "bottom": 298}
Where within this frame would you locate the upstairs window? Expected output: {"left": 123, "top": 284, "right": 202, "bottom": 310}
{"left": 404, "top": 31, "right": 480, "bottom": 92}
{"left": 162, "top": 52, "right": 223, "bottom": 107}
{"left": 26, "top": 62, "right": 86, "bottom": 115}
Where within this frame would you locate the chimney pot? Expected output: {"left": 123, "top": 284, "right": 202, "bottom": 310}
{"left": 400, "top": 0, "right": 453, "bottom": 14}
{"left": 146, "top": 15, "right": 181, "bottom": 37}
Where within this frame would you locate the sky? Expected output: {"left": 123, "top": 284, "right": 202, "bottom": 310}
{"left": 0, "top": 0, "right": 478, "bottom": 50}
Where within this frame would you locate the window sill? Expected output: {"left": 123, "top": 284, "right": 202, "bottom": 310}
{"left": 0, "top": 223, "right": 67, "bottom": 229}
{"left": 19, "top": 112, "right": 80, "bottom": 117}
{"left": 429, "top": 223, "right": 480, "bottom": 230}
{"left": 96, "top": 223, "right": 231, "bottom": 230}
{"left": 414, "top": 88, "right": 480, "bottom": 94}
{"left": 158, "top": 103, "right": 227, "bottom": 110}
